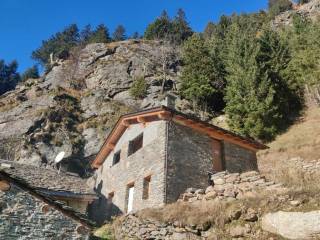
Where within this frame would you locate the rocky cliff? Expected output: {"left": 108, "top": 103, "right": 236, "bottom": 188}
{"left": 0, "top": 40, "right": 184, "bottom": 175}
{"left": 273, "top": 0, "right": 320, "bottom": 27}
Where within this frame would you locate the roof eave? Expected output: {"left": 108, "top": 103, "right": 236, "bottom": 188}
{"left": 91, "top": 106, "right": 268, "bottom": 168}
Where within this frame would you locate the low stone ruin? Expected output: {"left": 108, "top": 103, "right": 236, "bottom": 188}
{"left": 179, "top": 171, "right": 284, "bottom": 203}
{"left": 289, "top": 157, "right": 320, "bottom": 175}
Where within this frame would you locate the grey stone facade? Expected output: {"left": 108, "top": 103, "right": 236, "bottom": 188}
{"left": 91, "top": 121, "right": 167, "bottom": 224}
{"left": 166, "top": 122, "right": 213, "bottom": 203}
{"left": 92, "top": 119, "right": 259, "bottom": 223}
{"left": 224, "top": 142, "right": 257, "bottom": 173}
{"left": 0, "top": 185, "right": 87, "bottom": 240}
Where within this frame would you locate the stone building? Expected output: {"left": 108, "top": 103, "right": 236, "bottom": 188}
{"left": 90, "top": 105, "right": 267, "bottom": 222}
{"left": 0, "top": 160, "right": 97, "bottom": 239}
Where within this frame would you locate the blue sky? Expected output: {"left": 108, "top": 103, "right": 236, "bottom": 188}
{"left": 0, "top": 0, "right": 268, "bottom": 72}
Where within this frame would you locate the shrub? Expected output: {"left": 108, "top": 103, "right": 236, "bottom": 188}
{"left": 129, "top": 76, "right": 147, "bottom": 99}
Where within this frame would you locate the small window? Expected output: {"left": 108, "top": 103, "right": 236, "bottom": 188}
{"left": 128, "top": 134, "right": 143, "bottom": 156}
{"left": 142, "top": 176, "right": 151, "bottom": 200}
{"left": 112, "top": 151, "right": 121, "bottom": 166}
{"left": 108, "top": 192, "right": 114, "bottom": 205}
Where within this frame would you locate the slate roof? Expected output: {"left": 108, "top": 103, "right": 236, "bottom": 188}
{"left": 0, "top": 159, "right": 97, "bottom": 228}
{"left": 0, "top": 159, "right": 95, "bottom": 195}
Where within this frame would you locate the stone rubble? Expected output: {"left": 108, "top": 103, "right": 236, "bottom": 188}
{"left": 114, "top": 213, "right": 206, "bottom": 240}
{"left": 289, "top": 157, "right": 320, "bottom": 175}
{"left": 178, "top": 171, "right": 284, "bottom": 203}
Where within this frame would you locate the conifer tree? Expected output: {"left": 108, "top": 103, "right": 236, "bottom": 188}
{"left": 31, "top": 24, "right": 80, "bottom": 68}
{"left": 21, "top": 65, "right": 40, "bottom": 81}
{"left": 87, "top": 24, "right": 111, "bottom": 43}
{"left": 80, "top": 24, "right": 93, "bottom": 44}
{"left": 113, "top": 25, "right": 126, "bottom": 41}
{"left": 180, "top": 34, "right": 225, "bottom": 110}
{"left": 224, "top": 25, "right": 300, "bottom": 141}
{"left": 171, "top": 8, "right": 193, "bottom": 44}
{"left": 0, "top": 60, "right": 20, "bottom": 95}
{"left": 144, "top": 10, "right": 172, "bottom": 41}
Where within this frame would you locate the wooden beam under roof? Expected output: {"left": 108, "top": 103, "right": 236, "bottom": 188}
{"left": 91, "top": 107, "right": 267, "bottom": 168}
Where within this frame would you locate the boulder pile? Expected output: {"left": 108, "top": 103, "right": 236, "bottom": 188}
{"left": 179, "top": 171, "right": 284, "bottom": 202}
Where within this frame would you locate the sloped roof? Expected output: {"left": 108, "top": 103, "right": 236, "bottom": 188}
{"left": 0, "top": 159, "right": 94, "bottom": 195}
{"left": 0, "top": 159, "right": 97, "bottom": 228}
{"left": 92, "top": 106, "right": 268, "bottom": 168}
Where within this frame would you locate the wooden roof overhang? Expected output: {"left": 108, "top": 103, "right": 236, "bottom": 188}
{"left": 92, "top": 106, "right": 267, "bottom": 169}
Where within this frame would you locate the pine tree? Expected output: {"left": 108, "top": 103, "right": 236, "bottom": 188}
{"left": 285, "top": 15, "right": 320, "bottom": 87}
{"left": 80, "top": 24, "right": 93, "bottom": 44}
{"left": 21, "top": 65, "right": 40, "bottom": 81}
{"left": 131, "top": 32, "right": 140, "bottom": 39}
{"left": 180, "top": 34, "right": 225, "bottom": 110}
{"left": 224, "top": 25, "right": 300, "bottom": 141}
{"left": 144, "top": 10, "right": 172, "bottom": 41}
{"left": 31, "top": 24, "right": 80, "bottom": 68}
{"left": 0, "top": 60, "right": 20, "bottom": 95}
{"left": 113, "top": 25, "right": 126, "bottom": 41}
{"left": 171, "top": 8, "right": 193, "bottom": 44}
{"left": 87, "top": 24, "right": 111, "bottom": 43}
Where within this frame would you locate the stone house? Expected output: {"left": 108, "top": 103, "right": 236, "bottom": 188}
{"left": 90, "top": 105, "right": 267, "bottom": 222}
{"left": 0, "top": 160, "right": 97, "bottom": 239}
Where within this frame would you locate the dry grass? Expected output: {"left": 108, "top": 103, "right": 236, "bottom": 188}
{"left": 258, "top": 106, "right": 320, "bottom": 175}
{"left": 94, "top": 224, "right": 115, "bottom": 240}
{"left": 137, "top": 200, "right": 238, "bottom": 228}
{"left": 0, "top": 99, "right": 19, "bottom": 112}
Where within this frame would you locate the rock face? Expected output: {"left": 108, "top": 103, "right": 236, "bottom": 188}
{"left": 261, "top": 211, "right": 320, "bottom": 239}
{"left": 0, "top": 40, "right": 182, "bottom": 174}
{"left": 273, "top": 0, "right": 320, "bottom": 27}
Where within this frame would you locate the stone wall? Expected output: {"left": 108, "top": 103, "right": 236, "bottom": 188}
{"left": 288, "top": 157, "right": 320, "bottom": 175}
{"left": 91, "top": 121, "right": 167, "bottom": 224}
{"left": 179, "top": 171, "right": 284, "bottom": 203}
{"left": 0, "top": 185, "right": 87, "bottom": 240}
{"left": 166, "top": 121, "right": 213, "bottom": 203}
{"left": 113, "top": 170, "right": 286, "bottom": 240}
{"left": 224, "top": 142, "right": 258, "bottom": 173}
{"left": 114, "top": 214, "right": 206, "bottom": 240}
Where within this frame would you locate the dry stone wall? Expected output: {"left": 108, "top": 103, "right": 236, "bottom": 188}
{"left": 179, "top": 171, "right": 284, "bottom": 203}
{"left": 0, "top": 185, "right": 88, "bottom": 240}
{"left": 288, "top": 157, "right": 320, "bottom": 175}
{"left": 114, "top": 214, "right": 205, "bottom": 240}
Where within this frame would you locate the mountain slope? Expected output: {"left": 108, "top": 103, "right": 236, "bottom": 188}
{"left": 0, "top": 40, "right": 181, "bottom": 175}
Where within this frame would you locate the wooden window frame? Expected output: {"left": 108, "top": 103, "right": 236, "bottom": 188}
{"left": 108, "top": 192, "right": 114, "bottom": 205}
{"left": 112, "top": 150, "right": 121, "bottom": 166}
{"left": 128, "top": 133, "right": 143, "bottom": 156}
{"left": 142, "top": 175, "right": 151, "bottom": 200}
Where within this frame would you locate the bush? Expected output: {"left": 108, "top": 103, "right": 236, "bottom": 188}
{"left": 268, "top": 0, "right": 292, "bottom": 17}
{"left": 129, "top": 76, "right": 147, "bottom": 99}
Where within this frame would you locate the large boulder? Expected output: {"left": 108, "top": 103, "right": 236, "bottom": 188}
{"left": 261, "top": 211, "right": 320, "bottom": 239}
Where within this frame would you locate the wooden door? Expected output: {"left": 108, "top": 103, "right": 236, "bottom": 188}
{"left": 127, "top": 186, "right": 134, "bottom": 213}
{"left": 212, "top": 139, "right": 224, "bottom": 172}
